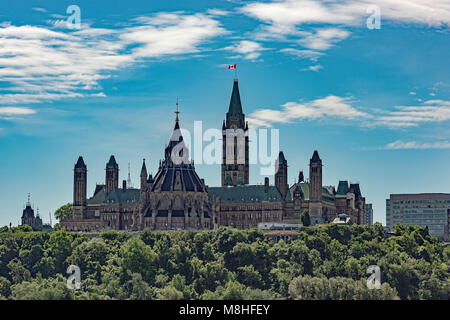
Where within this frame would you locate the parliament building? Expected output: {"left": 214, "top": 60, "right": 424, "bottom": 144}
{"left": 61, "top": 79, "right": 365, "bottom": 232}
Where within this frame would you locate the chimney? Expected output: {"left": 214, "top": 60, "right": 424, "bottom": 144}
{"left": 122, "top": 180, "right": 126, "bottom": 191}
{"left": 264, "top": 177, "right": 269, "bottom": 193}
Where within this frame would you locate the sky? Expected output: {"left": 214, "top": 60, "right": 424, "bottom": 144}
{"left": 0, "top": 0, "right": 449, "bottom": 227}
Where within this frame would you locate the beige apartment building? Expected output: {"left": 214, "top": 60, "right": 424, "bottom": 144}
{"left": 386, "top": 193, "right": 450, "bottom": 240}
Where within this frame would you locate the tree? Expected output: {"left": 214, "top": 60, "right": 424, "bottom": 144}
{"left": 301, "top": 210, "right": 311, "bottom": 227}
{"left": 119, "top": 237, "right": 157, "bottom": 283}
{"left": 54, "top": 203, "right": 73, "bottom": 222}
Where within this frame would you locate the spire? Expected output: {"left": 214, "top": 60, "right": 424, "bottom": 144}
{"left": 278, "top": 151, "right": 286, "bottom": 164}
{"left": 299, "top": 170, "right": 304, "bottom": 183}
{"left": 311, "top": 150, "right": 321, "bottom": 163}
{"left": 140, "top": 159, "right": 147, "bottom": 177}
{"left": 226, "top": 78, "right": 244, "bottom": 125}
{"left": 75, "top": 156, "right": 86, "bottom": 169}
{"left": 175, "top": 98, "right": 180, "bottom": 125}
{"left": 107, "top": 155, "right": 118, "bottom": 168}
{"left": 127, "top": 162, "right": 132, "bottom": 188}
{"left": 27, "top": 193, "right": 31, "bottom": 206}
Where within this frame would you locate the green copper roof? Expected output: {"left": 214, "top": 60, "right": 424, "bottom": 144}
{"left": 104, "top": 188, "right": 140, "bottom": 205}
{"left": 86, "top": 186, "right": 140, "bottom": 205}
{"left": 226, "top": 79, "right": 244, "bottom": 121}
{"left": 287, "top": 182, "right": 335, "bottom": 203}
{"left": 208, "top": 185, "right": 283, "bottom": 203}
{"left": 288, "top": 182, "right": 310, "bottom": 201}
{"left": 87, "top": 187, "right": 106, "bottom": 205}
{"left": 336, "top": 180, "right": 349, "bottom": 195}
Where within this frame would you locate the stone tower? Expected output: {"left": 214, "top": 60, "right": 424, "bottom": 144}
{"left": 73, "top": 156, "right": 87, "bottom": 206}
{"left": 73, "top": 156, "right": 87, "bottom": 220}
{"left": 221, "top": 78, "right": 249, "bottom": 186}
{"left": 309, "top": 150, "right": 322, "bottom": 218}
{"left": 275, "top": 151, "right": 288, "bottom": 199}
{"left": 105, "top": 155, "right": 119, "bottom": 195}
{"left": 140, "top": 158, "right": 148, "bottom": 191}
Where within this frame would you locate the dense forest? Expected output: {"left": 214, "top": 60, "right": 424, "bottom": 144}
{"left": 0, "top": 223, "right": 448, "bottom": 300}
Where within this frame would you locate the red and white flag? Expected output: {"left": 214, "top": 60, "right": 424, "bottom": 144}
{"left": 228, "top": 64, "right": 236, "bottom": 69}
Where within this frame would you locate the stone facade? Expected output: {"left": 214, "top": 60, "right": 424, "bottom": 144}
{"left": 61, "top": 78, "right": 365, "bottom": 232}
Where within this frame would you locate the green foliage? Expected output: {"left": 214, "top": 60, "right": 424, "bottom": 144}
{"left": 0, "top": 224, "right": 447, "bottom": 300}
{"left": 289, "top": 274, "right": 398, "bottom": 300}
{"left": 301, "top": 210, "right": 311, "bottom": 227}
{"left": 54, "top": 203, "right": 73, "bottom": 221}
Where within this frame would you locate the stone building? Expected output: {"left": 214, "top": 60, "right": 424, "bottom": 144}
{"left": 21, "top": 194, "right": 53, "bottom": 231}
{"left": 61, "top": 78, "right": 365, "bottom": 232}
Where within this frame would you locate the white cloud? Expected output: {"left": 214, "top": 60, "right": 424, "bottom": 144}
{"left": 241, "top": 0, "right": 450, "bottom": 61}
{"left": 32, "top": 8, "right": 48, "bottom": 13}
{"left": 374, "top": 100, "right": 450, "bottom": 127}
{"left": 224, "top": 40, "right": 266, "bottom": 60}
{"left": 297, "top": 28, "right": 350, "bottom": 50}
{"left": 247, "top": 94, "right": 450, "bottom": 129}
{"left": 0, "top": 12, "right": 226, "bottom": 106}
{"left": 242, "top": 0, "right": 450, "bottom": 28}
{"left": 279, "top": 48, "right": 324, "bottom": 61}
{"left": 305, "top": 65, "right": 323, "bottom": 72}
{"left": 0, "top": 107, "right": 36, "bottom": 115}
{"left": 207, "top": 9, "right": 230, "bottom": 16}
{"left": 247, "top": 95, "right": 368, "bottom": 127}
{"left": 385, "top": 140, "right": 450, "bottom": 150}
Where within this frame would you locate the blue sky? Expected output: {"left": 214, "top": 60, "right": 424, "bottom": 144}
{"left": 0, "top": 0, "right": 449, "bottom": 226}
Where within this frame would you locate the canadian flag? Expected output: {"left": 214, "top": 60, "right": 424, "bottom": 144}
{"left": 228, "top": 64, "right": 236, "bottom": 69}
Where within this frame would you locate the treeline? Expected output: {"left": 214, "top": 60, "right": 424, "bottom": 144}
{"left": 0, "top": 223, "right": 448, "bottom": 300}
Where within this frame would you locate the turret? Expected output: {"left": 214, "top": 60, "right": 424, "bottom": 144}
{"left": 275, "top": 151, "right": 288, "bottom": 199}
{"left": 74, "top": 156, "right": 87, "bottom": 206}
{"left": 298, "top": 170, "right": 304, "bottom": 183}
{"left": 309, "top": 150, "right": 323, "bottom": 218}
{"left": 105, "top": 155, "right": 119, "bottom": 195}
{"left": 140, "top": 158, "right": 148, "bottom": 191}
{"left": 309, "top": 150, "right": 322, "bottom": 202}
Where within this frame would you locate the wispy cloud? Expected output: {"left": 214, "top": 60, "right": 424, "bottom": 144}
{"left": 0, "top": 107, "right": 36, "bottom": 120}
{"left": 241, "top": 0, "right": 450, "bottom": 62}
{"left": 32, "top": 8, "right": 48, "bottom": 13}
{"left": 279, "top": 48, "right": 324, "bottom": 61}
{"left": 247, "top": 95, "right": 367, "bottom": 127}
{"left": 224, "top": 40, "right": 266, "bottom": 60}
{"left": 373, "top": 100, "right": 450, "bottom": 128}
{"left": 247, "top": 96, "right": 450, "bottom": 129}
{"left": 385, "top": 140, "right": 450, "bottom": 150}
{"left": 0, "top": 12, "right": 227, "bottom": 106}
{"left": 0, "top": 107, "right": 36, "bottom": 115}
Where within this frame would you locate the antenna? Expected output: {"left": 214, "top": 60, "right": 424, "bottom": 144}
{"left": 175, "top": 98, "right": 180, "bottom": 122}
{"left": 49, "top": 212, "right": 52, "bottom": 226}
{"left": 127, "top": 162, "right": 132, "bottom": 188}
